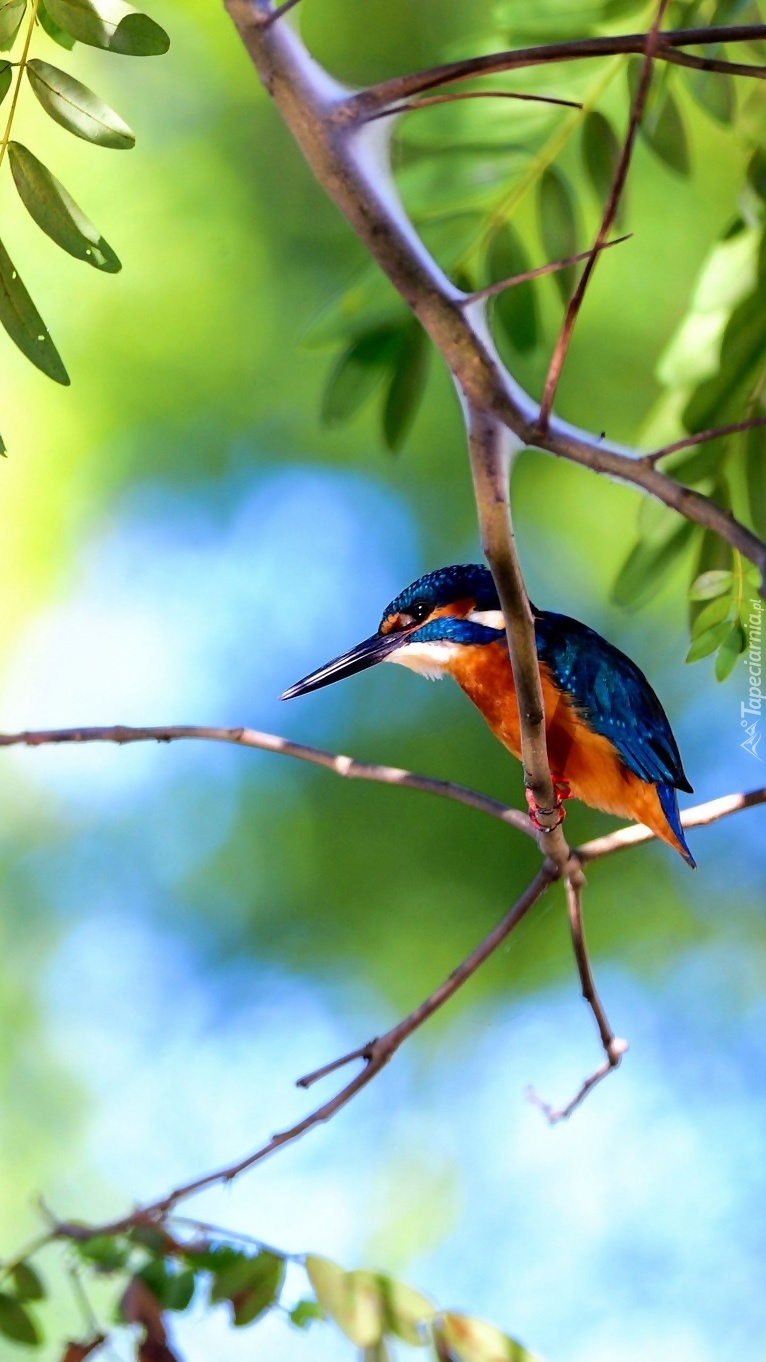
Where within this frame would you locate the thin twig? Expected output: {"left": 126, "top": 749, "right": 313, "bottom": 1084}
{"left": 527, "top": 876, "right": 628, "bottom": 1122}
{"left": 579, "top": 786, "right": 766, "bottom": 861}
{"left": 51, "top": 868, "right": 554, "bottom": 1233}
{"left": 365, "top": 89, "right": 583, "bottom": 123}
{"left": 536, "top": 0, "right": 670, "bottom": 434}
{"left": 655, "top": 45, "right": 766, "bottom": 80}
{"left": 644, "top": 414, "right": 766, "bottom": 464}
{"left": 1, "top": 724, "right": 763, "bottom": 855}
{"left": 462, "top": 235, "right": 631, "bottom": 304}
{"left": 348, "top": 25, "right": 766, "bottom": 113}
{"left": 0, "top": 723, "right": 534, "bottom": 840}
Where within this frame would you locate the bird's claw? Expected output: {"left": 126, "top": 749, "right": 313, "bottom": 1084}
{"left": 525, "top": 780, "right": 571, "bottom": 832}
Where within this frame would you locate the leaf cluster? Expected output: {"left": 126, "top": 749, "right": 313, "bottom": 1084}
{"left": 0, "top": 0, "right": 169, "bottom": 442}
{"left": 0, "top": 1230, "right": 542, "bottom": 1362}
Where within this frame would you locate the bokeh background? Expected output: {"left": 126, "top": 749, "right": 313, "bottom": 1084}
{"left": 0, "top": 1, "right": 765, "bottom": 1359}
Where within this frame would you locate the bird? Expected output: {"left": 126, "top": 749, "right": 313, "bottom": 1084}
{"left": 281, "top": 563, "right": 695, "bottom": 866}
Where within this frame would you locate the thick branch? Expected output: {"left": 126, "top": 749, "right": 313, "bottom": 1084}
{"left": 466, "top": 407, "right": 571, "bottom": 866}
{"left": 223, "top": 0, "right": 766, "bottom": 588}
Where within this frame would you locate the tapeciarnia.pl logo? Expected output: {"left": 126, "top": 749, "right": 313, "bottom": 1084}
{"left": 741, "top": 599, "right": 764, "bottom": 761}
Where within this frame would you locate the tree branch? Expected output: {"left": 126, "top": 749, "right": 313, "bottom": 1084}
{"left": 465, "top": 406, "right": 572, "bottom": 867}
{"left": 52, "top": 867, "right": 555, "bottom": 1232}
{"left": 462, "top": 236, "right": 631, "bottom": 304}
{"left": 223, "top": 0, "right": 766, "bottom": 589}
{"left": 528, "top": 875, "right": 628, "bottom": 1122}
{"left": 365, "top": 90, "right": 583, "bottom": 123}
{"left": 348, "top": 25, "right": 766, "bottom": 112}
{"left": 644, "top": 414, "right": 766, "bottom": 464}
{"left": 536, "top": 0, "right": 669, "bottom": 432}
{"left": 0, "top": 723, "right": 534, "bottom": 838}
{"left": 578, "top": 785, "right": 766, "bottom": 860}
{"left": 1, "top": 723, "right": 762, "bottom": 853}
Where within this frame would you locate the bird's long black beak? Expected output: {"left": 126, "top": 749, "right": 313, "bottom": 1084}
{"left": 280, "top": 630, "right": 403, "bottom": 700}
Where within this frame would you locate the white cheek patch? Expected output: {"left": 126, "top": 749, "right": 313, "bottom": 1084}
{"left": 468, "top": 609, "right": 505, "bottom": 631}
{"left": 385, "top": 640, "right": 459, "bottom": 681}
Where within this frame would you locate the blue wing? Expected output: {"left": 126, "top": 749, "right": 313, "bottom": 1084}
{"left": 534, "top": 609, "right": 693, "bottom": 794}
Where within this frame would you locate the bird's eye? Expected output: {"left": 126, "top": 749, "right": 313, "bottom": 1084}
{"left": 410, "top": 599, "right": 430, "bottom": 623}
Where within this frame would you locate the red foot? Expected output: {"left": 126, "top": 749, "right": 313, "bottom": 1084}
{"left": 525, "top": 780, "right": 571, "bottom": 832}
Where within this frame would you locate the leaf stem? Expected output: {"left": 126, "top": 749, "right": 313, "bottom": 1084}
{"left": 0, "top": 0, "right": 40, "bottom": 172}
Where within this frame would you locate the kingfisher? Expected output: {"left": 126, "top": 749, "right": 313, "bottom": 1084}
{"left": 281, "top": 564, "right": 695, "bottom": 866}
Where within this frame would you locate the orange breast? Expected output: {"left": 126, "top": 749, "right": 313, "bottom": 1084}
{"left": 448, "top": 641, "right": 686, "bottom": 857}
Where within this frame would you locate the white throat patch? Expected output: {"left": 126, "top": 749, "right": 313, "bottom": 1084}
{"left": 385, "top": 639, "right": 459, "bottom": 681}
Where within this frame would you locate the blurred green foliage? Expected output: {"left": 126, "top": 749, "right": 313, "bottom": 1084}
{"left": 0, "top": 0, "right": 764, "bottom": 1358}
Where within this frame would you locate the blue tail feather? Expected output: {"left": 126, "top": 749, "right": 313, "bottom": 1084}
{"left": 657, "top": 783, "right": 696, "bottom": 868}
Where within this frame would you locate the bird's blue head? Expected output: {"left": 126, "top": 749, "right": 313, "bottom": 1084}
{"left": 281, "top": 564, "right": 506, "bottom": 699}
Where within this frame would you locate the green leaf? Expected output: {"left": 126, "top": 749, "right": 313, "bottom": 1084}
{"left": 538, "top": 166, "right": 578, "bottom": 302}
{"left": 581, "top": 110, "right": 621, "bottom": 209}
{"left": 747, "top": 147, "right": 766, "bottom": 203}
{"left": 683, "top": 284, "right": 766, "bottom": 431}
{"left": 289, "top": 1299, "right": 324, "bottom": 1329}
{"left": 321, "top": 326, "right": 399, "bottom": 427}
{"left": 27, "top": 59, "right": 135, "bottom": 148}
{"left": 11, "top": 1263, "right": 45, "bottom": 1303}
{"left": 690, "top": 595, "right": 732, "bottom": 638}
{"left": 611, "top": 523, "right": 693, "bottom": 610}
{"left": 603, "top": 0, "right": 645, "bottom": 15}
{"left": 686, "top": 67, "right": 735, "bottom": 125}
{"left": 745, "top": 420, "right": 766, "bottom": 537}
{"left": 0, "top": 0, "right": 25, "bottom": 49}
{"left": 301, "top": 267, "right": 404, "bottom": 351}
{"left": 715, "top": 621, "right": 747, "bottom": 679}
{"left": 38, "top": 0, "right": 77, "bottom": 47}
{"left": 76, "top": 1235, "right": 130, "bottom": 1269}
{"left": 164, "top": 1269, "right": 195, "bottom": 1312}
{"left": 305, "top": 1256, "right": 383, "bottom": 1348}
{"left": 43, "top": 0, "right": 168, "bottom": 54}
{"left": 382, "top": 320, "right": 430, "bottom": 452}
{"left": 372, "top": 1274, "right": 434, "bottom": 1345}
{"left": 137, "top": 1260, "right": 195, "bottom": 1313}
{"left": 9, "top": 142, "right": 121, "bottom": 272}
{"left": 685, "top": 619, "right": 733, "bottom": 662}
{"left": 210, "top": 1250, "right": 284, "bottom": 1328}
{"left": 433, "top": 1313, "right": 536, "bottom": 1362}
{"left": 0, "top": 235, "right": 69, "bottom": 384}
{"left": 487, "top": 223, "right": 539, "bottom": 354}
{"left": 129, "top": 1228, "right": 170, "bottom": 1255}
{"left": 0, "top": 1292, "right": 40, "bottom": 1345}
{"left": 642, "top": 90, "right": 691, "bottom": 177}
{"left": 0, "top": 60, "right": 12, "bottom": 102}
{"left": 688, "top": 569, "right": 734, "bottom": 600}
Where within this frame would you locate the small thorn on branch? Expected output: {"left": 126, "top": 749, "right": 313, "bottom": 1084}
{"left": 296, "top": 1040, "right": 378, "bottom": 1089}
{"left": 262, "top": 0, "right": 303, "bottom": 27}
